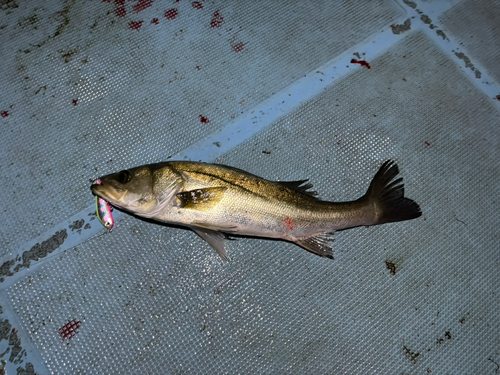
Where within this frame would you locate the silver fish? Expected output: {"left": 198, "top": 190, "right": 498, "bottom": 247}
{"left": 90, "top": 160, "right": 421, "bottom": 259}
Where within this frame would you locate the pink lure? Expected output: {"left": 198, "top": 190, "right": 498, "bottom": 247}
{"left": 95, "top": 179, "right": 114, "bottom": 231}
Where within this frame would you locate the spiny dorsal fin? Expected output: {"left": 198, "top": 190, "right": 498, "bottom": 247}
{"left": 176, "top": 187, "right": 227, "bottom": 210}
{"left": 276, "top": 179, "right": 318, "bottom": 198}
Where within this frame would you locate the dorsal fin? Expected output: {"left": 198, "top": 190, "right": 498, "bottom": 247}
{"left": 276, "top": 180, "right": 318, "bottom": 198}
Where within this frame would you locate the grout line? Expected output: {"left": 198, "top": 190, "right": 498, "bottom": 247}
{"left": 397, "top": 0, "right": 500, "bottom": 107}
{"left": 0, "top": 290, "right": 50, "bottom": 375}
{"left": 396, "top": 0, "right": 463, "bottom": 18}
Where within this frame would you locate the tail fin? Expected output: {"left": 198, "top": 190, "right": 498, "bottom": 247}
{"left": 365, "top": 160, "right": 421, "bottom": 224}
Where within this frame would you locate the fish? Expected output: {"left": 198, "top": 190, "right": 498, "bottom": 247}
{"left": 90, "top": 160, "right": 421, "bottom": 260}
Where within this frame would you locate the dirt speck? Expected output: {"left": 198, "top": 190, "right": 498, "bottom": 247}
{"left": 455, "top": 52, "right": 481, "bottom": 78}
{"left": 61, "top": 48, "right": 78, "bottom": 63}
{"left": 403, "top": 345, "right": 420, "bottom": 363}
{"left": 421, "top": 15, "right": 432, "bottom": 24}
{"left": 436, "top": 330, "right": 452, "bottom": 345}
{"left": 69, "top": 219, "right": 85, "bottom": 231}
{"left": 0, "top": 259, "right": 15, "bottom": 280}
{"left": 392, "top": 19, "right": 411, "bottom": 34}
{"left": 1, "top": 0, "right": 18, "bottom": 11}
{"left": 17, "top": 14, "right": 38, "bottom": 28}
{"left": 53, "top": 5, "right": 71, "bottom": 37}
{"left": 385, "top": 260, "right": 396, "bottom": 275}
{"left": 436, "top": 30, "right": 447, "bottom": 40}
{"left": 402, "top": 0, "right": 417, "bottom": 9}
{"left": 15, "top": 363, "right": 35, "bottom": 375}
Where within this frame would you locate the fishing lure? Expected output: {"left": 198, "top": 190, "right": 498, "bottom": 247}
{"left": 95, "top": 179, "right": 114, "bottom": 231}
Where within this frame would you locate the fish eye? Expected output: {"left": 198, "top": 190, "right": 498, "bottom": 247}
{"left": 118, "top": 170, "right": 131, "bottom": 184}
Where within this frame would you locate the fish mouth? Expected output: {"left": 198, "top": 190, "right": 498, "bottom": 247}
{"left": 90, "top": 182, "right": 126, "bottom": 203}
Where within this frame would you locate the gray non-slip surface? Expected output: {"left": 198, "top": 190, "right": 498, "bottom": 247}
{"left": 1, "top": 0, "right": 499, "bottom": 374}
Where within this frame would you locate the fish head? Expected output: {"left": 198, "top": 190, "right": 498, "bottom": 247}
{"left": 91, "top": 164, "right": 183, "bottom": 216}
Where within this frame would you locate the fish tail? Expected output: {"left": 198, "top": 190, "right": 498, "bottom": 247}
{"left": 365, "top": 160, "right": 421, "bottom": 224}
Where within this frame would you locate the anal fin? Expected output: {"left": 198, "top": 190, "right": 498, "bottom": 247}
{"left": 294, "top": 232, "right": 335, "bottom": 259}
{"left": 191, "top": 227, "right": 229, "bottom": 260}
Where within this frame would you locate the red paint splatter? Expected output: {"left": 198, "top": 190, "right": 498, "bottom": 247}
{"left": 214, "top": 289, "right": 221, "bottom": 295}
{"left": 284, "top": 216, "right": 295, "bottom": 230}
{"left": 199, "top": 115, "right": 209, "bottom": 124}
{"left": 151, "top": 18, "right": 159, "bottom": 24}
{"left": 210, "top": 10, "right": 224, "bottom": 28}
{"left": 129, "top": 20, "right": 143, "bottom": 30}
{"left": 165, "top": 8, "right": 178, "bottom": 20}
{"left": 403, "top": 55, "right": 406, "bottom": 58}
{"left": 232, "top": 41, "right": 247, "bottom": 53}
{"left": 390, "top": 24, "right": 395, "bottom": 29}
{"left": 496, "top": 94, "right": 500, "bottom": 101}
{"left": 351, "top": 59, "right": 371, "bottom": 69}
{"left": 425, "top": 141, "right": 430, "bottom": 147}
{"left": 133, "top": 0, "right": 152, "bottom": 13}
{"left": 72, "top": 99, "right": 78, "bottom": 106}
{"left": 114, "top": 0, "right": 126, "bottom": 17}
{"left": 196, "top": 66, "right": 201, "bottom": 70}
{"left": 403, "top": 78, "right": 407, "bottom": 82}
{"left": 192, "top": 1, "right": 203, "bottom": 9}
{"left": 58, "top": 319, "right": 82, "bottom": 342}
{"left": 11, "top": 328, "right": 16, "bottom": 333}
{"left": 426, "top": 369, "right": 432, "bottom": 373}
{"left": 9, "top": 105, "right": 13, "bottom": 109}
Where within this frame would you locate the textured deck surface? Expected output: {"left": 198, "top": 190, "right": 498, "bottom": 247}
{"left": 0, "top": 1, "right": 499, "bottom": 374}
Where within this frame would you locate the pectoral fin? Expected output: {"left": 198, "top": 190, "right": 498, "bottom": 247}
{"left": 176, "top": 187, "right": 227, "bottom": 210}
{"left": 191, "top": 227, "right": 229, "bottom": 260}
{"left": 294, "top": 232, "right": 335, "bottom": 259}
